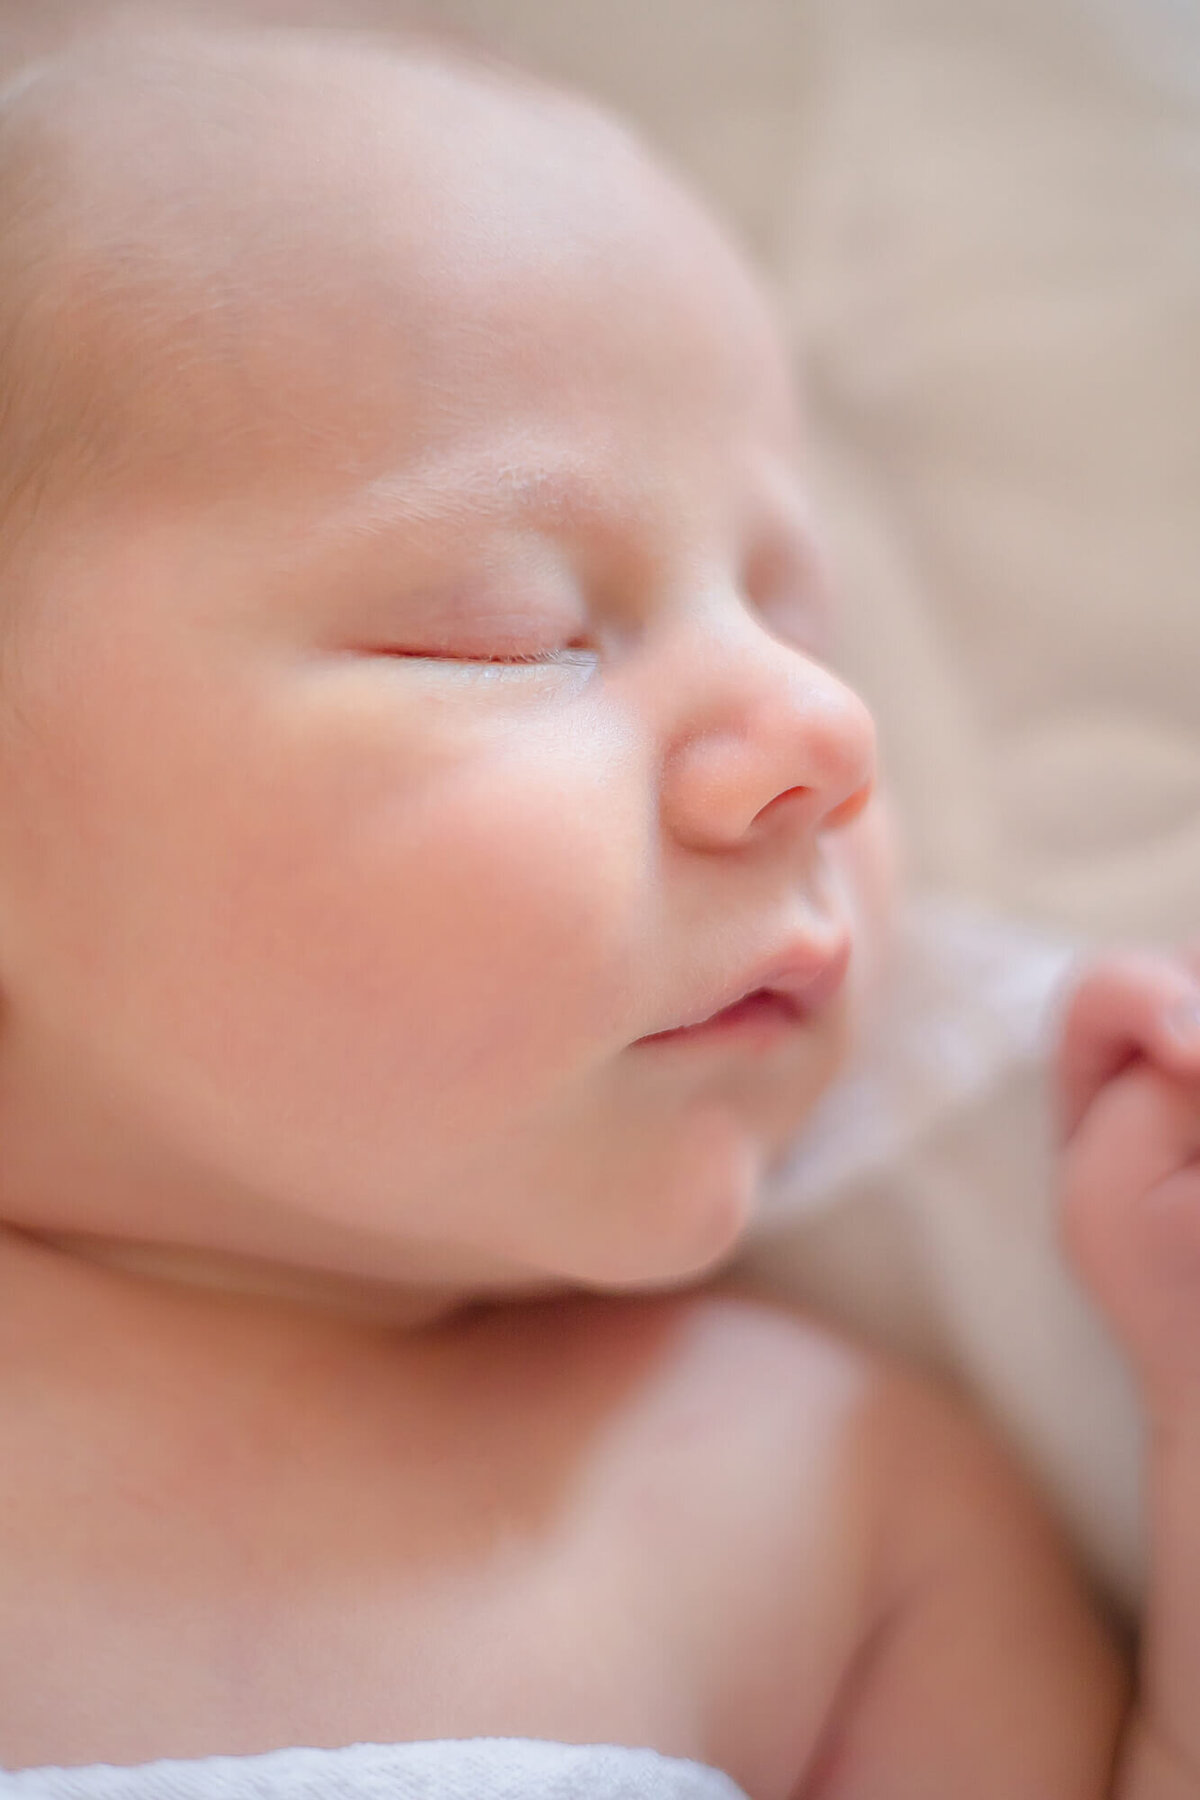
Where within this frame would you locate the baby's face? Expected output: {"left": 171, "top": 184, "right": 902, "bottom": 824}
{"left": 0, "top": 35, "right": 886, "bottom": 1296}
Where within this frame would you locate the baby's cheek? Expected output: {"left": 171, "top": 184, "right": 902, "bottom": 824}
{"left": 108, "top": 751, "right": 642, "bottom": 1210}
{"left": 421, "top": 752, "right": 648, "bottom": 1057}
{"left": 245, "top": 731, "right": 643, "bottom": 1107}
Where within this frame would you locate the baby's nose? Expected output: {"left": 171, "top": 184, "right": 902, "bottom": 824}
{"left": 658, "top": 627, "right": 877, "bottom": 853}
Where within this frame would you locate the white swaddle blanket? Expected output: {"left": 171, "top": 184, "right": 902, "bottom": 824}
{"left": 0, "top": 1740, "right": 747, "bottom": 1799}
{"left": 740, "top": 894, "right": 1146, "bottom": 1607}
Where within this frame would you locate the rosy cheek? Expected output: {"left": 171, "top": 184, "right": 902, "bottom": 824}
{"left": 326, "top": 757, "right": 638, "bottom": 1076}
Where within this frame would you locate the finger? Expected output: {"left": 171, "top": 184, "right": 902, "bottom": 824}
{"left": 1057, "top": 954, "right": 1200, "bottom": 1141}
{"left": 1061, "top": 1063, "right": 1200, "bottom": 1388}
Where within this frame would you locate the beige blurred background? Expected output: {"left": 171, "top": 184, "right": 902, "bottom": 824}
{"left": 4, "top": 0, "right": 1199, "bottom": 944}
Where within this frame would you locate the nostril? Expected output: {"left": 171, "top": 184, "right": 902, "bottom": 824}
{"left": 752, "top": 784, "right": 814, "bottom": 829}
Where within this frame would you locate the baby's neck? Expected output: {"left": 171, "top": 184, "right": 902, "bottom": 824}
{"left": 4, "top": 1225, "right": 559, "bottom": 1332}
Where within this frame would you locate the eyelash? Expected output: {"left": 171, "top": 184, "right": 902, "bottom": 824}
{"left": 379, "top": 645, "right": 575, "bottom": 666}
{"left": 468, "top": 648, "right": 566, "bottom": 665}
{"left": 381, "top": 603, "right": 826, "bottom": 672}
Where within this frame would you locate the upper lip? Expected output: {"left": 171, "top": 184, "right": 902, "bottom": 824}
{"left": 639, "top": 929, "right": 852, "bottom": 1038}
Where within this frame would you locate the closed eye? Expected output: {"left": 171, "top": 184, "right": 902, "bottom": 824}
{"left": 376, "top": 644, "right": 594, "bottom": 666}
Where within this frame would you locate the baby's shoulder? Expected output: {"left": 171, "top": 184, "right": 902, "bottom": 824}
{"left": 451, "top": 1285, "right": 902, "bottom": 1634}
{"left": 461, "top": 1289, "right": 903, "bottom": 1794}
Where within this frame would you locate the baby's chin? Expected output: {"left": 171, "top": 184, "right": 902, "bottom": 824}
{"left": 600, "top": 1009, "right": 870, "bottom": 1290}
{"left": 537, "top": 1102, "right": 774, "bottom": 1294}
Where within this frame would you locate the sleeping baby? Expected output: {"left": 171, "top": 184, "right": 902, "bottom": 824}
{"left": 0, "top": 11, "right": 1199, "bottom": 1797}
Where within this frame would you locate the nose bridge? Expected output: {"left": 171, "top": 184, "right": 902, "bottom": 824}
{"left": 656, "top": 603, "right": 876, "bottom": 849}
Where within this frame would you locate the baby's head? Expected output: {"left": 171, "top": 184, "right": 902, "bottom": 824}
{"left": 0, "top": 13, "right": 888, "bottom": 1309}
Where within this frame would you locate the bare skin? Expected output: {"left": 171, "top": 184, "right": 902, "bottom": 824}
{"left": 0, "top": 1231, "right": 1123, "bottom": 1798}
{"left": 0, "top": 19, "right": 1194, "bottom": 1797}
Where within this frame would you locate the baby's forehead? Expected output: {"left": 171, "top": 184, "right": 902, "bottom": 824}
{"left": 3, "top": 31, "right": 585, "bottom": 371}
{"left": 11, "top": 26, "right": 693, "bottom": 327}
{"left": 0, "top": 20, "right": 796, "bottom": 525}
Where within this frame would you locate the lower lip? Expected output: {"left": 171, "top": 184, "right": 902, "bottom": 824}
{"left": 637, "top": 944, "right": 851, "bottom": 1050}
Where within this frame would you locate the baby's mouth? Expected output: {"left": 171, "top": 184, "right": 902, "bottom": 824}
{"left": 636, "top": 935, "right": 852, "bottom": 1047}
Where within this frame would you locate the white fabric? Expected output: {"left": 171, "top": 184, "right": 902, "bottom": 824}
{"left": 0, "top": 1740, "right": 747, "bottom": 1800}
{"left": 758, "top": 897, "right": 1078, "bottom": 1225}
{"left": 740, "top": 896, "right": 1145, "bottom": 1608}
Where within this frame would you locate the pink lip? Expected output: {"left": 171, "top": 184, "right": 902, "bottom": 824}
{"left": 636, "top": 934, "right": 852, "bottom": 1048}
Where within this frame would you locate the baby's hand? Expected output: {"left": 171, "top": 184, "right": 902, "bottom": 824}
{"left": 1057, "top": 948, "right": 1200, "bottom": 1386}
{"left": 1059, "top": 961, "right": 1200, "bottom": 1796}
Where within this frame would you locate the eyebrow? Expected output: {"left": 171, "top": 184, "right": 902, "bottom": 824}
{"left": 325, "top": 455, "right": 658, "bottom": 552}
